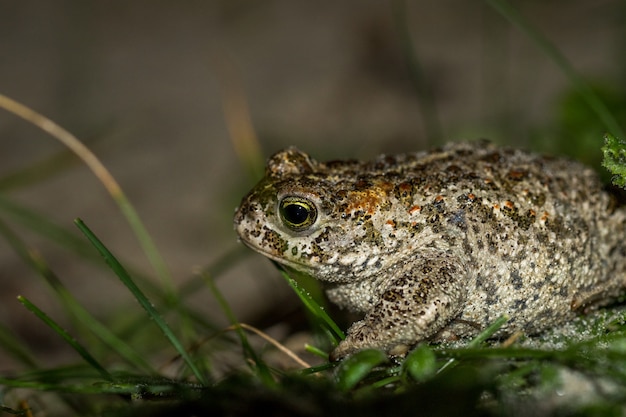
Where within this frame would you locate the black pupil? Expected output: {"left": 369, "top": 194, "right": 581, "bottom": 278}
{"left": 283, "top": 203, "right": 309, "bottom": 225}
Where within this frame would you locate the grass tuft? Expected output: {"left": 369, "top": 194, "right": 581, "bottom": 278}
{"left": 275, "top": 262, "right": 345, "bottom": 344}
{"left": 16, "top": 295, "right": 112, "bottom": 381}
{"left": 200, "top": 269, "right": 275, "bottom": 385}
{"left": 0, "top": 93, "right": 174, "bottom": 291}
{"left": 74, "top": 218, "right": 209, "bottom": 386}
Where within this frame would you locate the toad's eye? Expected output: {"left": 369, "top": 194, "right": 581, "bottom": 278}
{"left": 279, "top": 196, "right": 317, "bottom": 231}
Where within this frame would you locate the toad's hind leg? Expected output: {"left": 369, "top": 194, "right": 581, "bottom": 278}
{"left": 330, "top": 255, "right": 468, "bottom": 361}
{"left": 570, "top": 278, "right": 626, "bottom": 313}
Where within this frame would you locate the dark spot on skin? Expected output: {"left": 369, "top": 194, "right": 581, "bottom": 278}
{"left": 395, "top": 181, "right": 415, "bottom": 207}
{"left": 532, "top": 280, "right": 546, "bottom": 290}
{"left": 395, "top": 276, "right": 409, "bottom": 287}
{"left": 536, "top": 233, "right": 549, "bottom": 245}
{"left": 413, "top": 289, "right": 429, "bottom": 303}
{"left": 480, "top": 151, "right": 501, "bottom": 163}
{"left": 462, "top": 240, "right": 473, "bottom": 255}
{"left": 445, "top": 164, "right": 463, "bottom": 175}
{"left": 475, "top": 274, "right": 484, "bottom": 288}
{"left": 354, "top": 178, "right": 372, "bottom": 190}
{"left": 433, "top": 195, "right": 446, "bottom": 212}
{"left": 507, "top": 169, "right": 529, "bottom": 181}
{"left": 510, "top": 270, "right": 523, "bottom": 290}
{"left": 382, "top": 289, "right": 404, "bottom": 302}
{"left": 262, "top": 227, "right": 289, "bottom": 254}
{"left": 485, "top": 293, "right": 499, "bottom": 306}
{"left": 485, "top": 233, "right": 498, "bottom": 254}
{"left": 516, "top": 209, "right": 536, "bottom": 230}
{"left": 437, "top": 265, "right": 457, "bottom": 283}
{"left": 535, "top": 308, "right": 555, "bottom": 324}
{"left": 545, "top": 215, "right": 573, "bottom": 239}
{"left": 456, "top": 192, "right": 478, "bottom": 206}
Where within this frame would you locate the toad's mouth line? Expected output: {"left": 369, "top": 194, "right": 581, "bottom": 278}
{"left": 237, "top": 234, "right": 312, "bottom": 271}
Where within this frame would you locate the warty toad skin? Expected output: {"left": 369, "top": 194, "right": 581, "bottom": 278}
{"left": 234, "top": 141, "right": 626, "bottom": 360}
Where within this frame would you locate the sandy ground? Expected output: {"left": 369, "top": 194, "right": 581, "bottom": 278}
{"left": 0, "top": 1, "right": 623, "bottom": 368}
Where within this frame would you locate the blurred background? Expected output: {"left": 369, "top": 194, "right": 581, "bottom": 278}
{"left": 0, "top": 1, "right": 624, "bottom": 369}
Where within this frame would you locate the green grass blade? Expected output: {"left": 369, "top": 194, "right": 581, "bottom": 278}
{"left": 0, "top": 196, "right": 99, "bottom": 259}
{"left": 0, "top": 216, "right": 156, "bottom": 374}
{"left": 0, "top": 322, "right": 38, "bottom": 368}
{"left": 0, "top": 405, "right": 28, "bottom": 416}
{"left": 0, "top": 148, "right": 78, "bottom": 192}
{"left": 0, "top": 94, "right": 174, "bottom": 293}
{"left": 1, "top": 368, "right": 203, "bottom": 397}
{"left": 486, "top": 0, "right": 625, "bottom": 139}
{"left": 74, "top": 218, "right": 208, "bottom": 385}
{"left": 2, "top": 363, "right": 103, "bottom": 383}
{"left": 275, "top": 263, "right": 345, "bottom": 342}
{"left": 467, "top": 314, "right": 509, "bottom": 348}
{"left": 0, "top": 198, "right": 218, "bottom": 344}
{"left": 108, "top": 249, "right": 245, "bottom": 341}
{"left": 392, "top": 0, "right": 443, "bottom": 143}
{"left": 178, "top": 246, "right": 248, "bottom": 299}
{"left": 114, "top": 196, "right": 175, "bottom": 293}
{"left": 17, "top": 295, "right": 112, "bottom": 381}
{"left": 403, "top": 344, "right": 437, "bottom": 382}
{"left": 200, "top": 270, "right": 275, "bottom": 385}
{"left": 334, "top": 349, "right": 388, "bottom": 391}
{"left": 0, "top": 196, "right": 171, "bottom": 302}
{"left": 437, "top": 314, "right": 509, "bottom": 374}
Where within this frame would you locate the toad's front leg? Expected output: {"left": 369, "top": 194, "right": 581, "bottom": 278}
{"left": 330, "top": 256, "right": 468, "bottom": 361}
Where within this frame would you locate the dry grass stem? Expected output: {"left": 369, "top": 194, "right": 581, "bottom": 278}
{"left": 0, "top": 93, "right": 173, "bottom": 287}
{"left": 227, "top": 323, "right": 312, "bottom": 369}
{"left": 0, "top": 94, "right": 122, "bottom": 197}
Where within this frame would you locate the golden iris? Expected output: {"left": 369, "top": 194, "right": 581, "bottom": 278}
{"left": 279, "top": 196, "right": 317, "bottom": 231}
